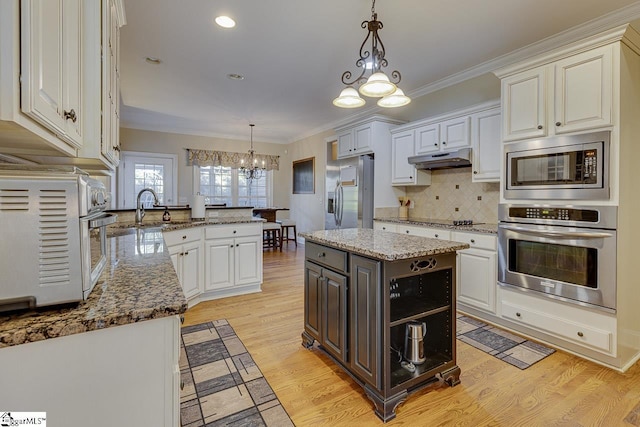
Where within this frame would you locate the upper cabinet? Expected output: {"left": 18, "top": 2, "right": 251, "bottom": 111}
{"left": 470, "top": 106, "right": 501, "bottom": 182}
{"left": 500, "top": 44, "right": 613, "bottom": 142}
{"left": 0, "top": 0, "right": 125, "bottom": 170}
{"left": 415, "top": 116, "right": 470, "bottom": 155}
{"left": 336, "top": 118, "right": 402, "bottom": 160}
{"left": 390, "top": 101, "right": 500, "bottom": 186}
{"left": 21, "top": 0, "right": 84, "bottom": 148}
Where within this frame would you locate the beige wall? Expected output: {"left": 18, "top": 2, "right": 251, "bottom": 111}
{"left": 119, "top": 128, "right": 291, "bottom": 208}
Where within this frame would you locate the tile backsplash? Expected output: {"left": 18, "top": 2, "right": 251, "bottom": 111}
{"left": 402, "top": 169, "right": 499, "bottom": 223}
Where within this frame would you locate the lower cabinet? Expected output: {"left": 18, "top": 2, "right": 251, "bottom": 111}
{"left": 164, "top": 223, "right": 262, "bottom": 305}
{"left": 166, "top": 229, "right": 203, "bottom": 300}
{"left": 452, "top": 231, "right": 497, "bottom": 314}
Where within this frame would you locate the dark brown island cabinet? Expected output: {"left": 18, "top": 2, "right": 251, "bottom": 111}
{"left": 301, "top": 230, "right": 468, "bottom": 422}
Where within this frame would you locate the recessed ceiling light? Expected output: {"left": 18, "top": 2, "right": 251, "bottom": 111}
{"left": 227, "top": 73, "right": 245, "bottom": 80}
{"left": 145, "top": 57, "right": 162, "bottom": 65}
{"left": 215, "top": 16, "right": 236, "bottom": 28}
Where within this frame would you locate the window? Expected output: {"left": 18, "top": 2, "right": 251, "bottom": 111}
{"left": 118, "top": 151, "right": 177, "bottom": 209}
{"left": 197, "top": 166, "right": 272, "bottom": 207}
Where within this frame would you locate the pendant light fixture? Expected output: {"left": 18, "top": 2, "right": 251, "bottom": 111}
{"left": 333, "top": 0, "right": 410, "bottom": 109}
{"left": 240, "top": 124, "right": 265, "bottom": 181}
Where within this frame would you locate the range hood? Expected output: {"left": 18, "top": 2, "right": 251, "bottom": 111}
{"left": 408, "top": 148, "right": 472, "bottom": 170}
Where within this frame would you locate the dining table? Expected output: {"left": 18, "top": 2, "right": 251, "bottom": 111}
{"left": 252, "top": 207, "right": 290, "bottom": 222}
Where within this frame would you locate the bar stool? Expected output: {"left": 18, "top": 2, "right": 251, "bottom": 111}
{"left": 276, "top": 219, "right": 297, "bottom": 247}
{"left": 263, "top": 222, "right": 282, "bottom": 251}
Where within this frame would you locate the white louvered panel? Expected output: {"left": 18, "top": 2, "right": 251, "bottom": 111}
{"left": 0, "top": 188, "right": 30, "bottom": 211}
{"left": 38, "top": 190, "right": 71, "bottom": 287}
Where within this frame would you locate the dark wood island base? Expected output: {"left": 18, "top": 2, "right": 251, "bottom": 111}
{"left": 299, "top": 229, "right": 469, "bottom": 422}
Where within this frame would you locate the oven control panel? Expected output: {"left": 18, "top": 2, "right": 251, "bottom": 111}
{"left": 508, "top": 207, "right": 599, "bottom": 222}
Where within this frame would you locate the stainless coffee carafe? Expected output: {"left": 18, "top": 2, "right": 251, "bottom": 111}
{"left": 404, "top": 321, "right": 427, "bottom": 364}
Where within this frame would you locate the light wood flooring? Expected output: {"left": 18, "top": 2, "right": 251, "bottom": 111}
{"left": 183, "top": 244, "right": 640, "bottom": 427}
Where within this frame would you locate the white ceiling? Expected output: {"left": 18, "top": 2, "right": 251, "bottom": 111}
{"left": 120, "top": 0, "right": 640, "bottom": 144}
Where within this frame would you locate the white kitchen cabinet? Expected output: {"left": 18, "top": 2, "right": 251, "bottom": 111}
{"left": 452, "top": 231, "right": 497, "bottom": 314}
{"left": 414, "top": 117, "right": 470, "bottom": 155}
{"left": 390, "top": 129, "right": 431, "bottom": 186}
{"left": 500, "top": 287, "right": 616, "bottom": 356}
{"left": 388, "top": 223, "right": 452, "bottom": 240}
{"left": 0, "top": 316, "right": 180, "bottom": 427}
{"left": 204, "top": 223, "right": 262, "bottom": 298}
{"left": 20, "top": 0, "right": 84, "bottom": 148}
{"left": 337, "top": 123, "right": 372, "bottom": 158}
{"left": 373, "top": 221, "right": 396, "bottom": 232}
{"left": 470, "top": 106, "right": 501, "bottom": 182}
{"left": 500, "top": 44, "right": 613, "bottom": 142}
{"left": 166, "top": 228, "right": 203, "bottom": 300}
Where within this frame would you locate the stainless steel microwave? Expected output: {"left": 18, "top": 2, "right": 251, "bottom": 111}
{"left": 504, "top": 131, "right": 610, "bottom": 200}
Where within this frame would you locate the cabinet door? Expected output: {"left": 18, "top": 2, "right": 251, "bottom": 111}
{"left": 181, "top": 240, "right": 202, "bottom": 299}
{"left": 234, "top": 236, "right": 261, "bottom": 286}
{"left": 21, "top": 0, "right": 68, "bottom": 138}
{"left": 391, "top": 130, "right": 416, "bottom": 185}
{"left": 205, "top": 238, "right": 234, "bottom": 290}
{"left": 353, "top": 123, "right": 373, "bottom": 154}
{"left": 441, "top": 116, "right": 470, "bottom": 149}
{"left": 471, "top": 107, "right": 501, "bottom": 182}
{"left": 554, "top": 45, "right": 612, "bottom": 134}
{"left": 457, "top": 248, "right": 496, "bottom": 313}
{"left": 304, "top": 261, "right": 322, "bottom": 341}
{"left": 502, "top": 67, "right": 547, "bottom": 141}
{"left": 62, "top": 0, "right": 82, "bottom": 145}
{"left": 350, "top": 255, "right": 380, "bottom": 388}
{"left": 168, "top": 245, "right": 181, "bottom": 278}
{"left": 337, "top": 130, "right": 353, "bottom": 158}
{"left": 415, "top": 123, "right": 440, "bottom": 154}
{"left": 322, "top": 268, "right": 348, "bottom": 364}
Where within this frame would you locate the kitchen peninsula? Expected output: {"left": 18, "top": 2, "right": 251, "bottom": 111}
{"left": 300, "top": 228, "right": 469, "bottom": 421}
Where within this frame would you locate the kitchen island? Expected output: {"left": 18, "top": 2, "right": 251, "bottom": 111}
{"left": 300, "top": 228, "right": 469, "bottom": 422}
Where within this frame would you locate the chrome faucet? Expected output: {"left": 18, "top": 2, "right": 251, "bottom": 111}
{"left": 135, "top": 188, "right": 160, "bottom": 225}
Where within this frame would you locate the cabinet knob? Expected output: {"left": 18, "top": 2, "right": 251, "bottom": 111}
{"left": 537, "top": 125, "right": 543, "bottom": 130}
{"left": 318, "top": 252, "right": 325, "bottom": 257}
{"left": 405, "top": 230, "right": 410, "bottom": 234}
{"left": 236, "top": 244, "right": 239, "bottom": 247}
{"left": 555, "top": 121, "right": 562, "bottom": 126}
{"left": 577, "top": 331, "right": 584, "bottom": 337}
{"left": 434, "top": 143, "right": 438, "bottom": 146}
{"left": 435, "top": 234, "right": 439, "bottom": 238}
{"left": 114, "top": 145, "right": 121, "bottom": 152}
{"left": 382, "top": 227, "right": 386, "bottom": 230}
{"left": 182, "top": 235, "right": 187, "bottom": 240}
{"left": 473, "top": 171, "right": 478, "bottom": 174}
{"left": 63, "top": 109, "right": 77, "bottom": 123}
{"left": 470, "top": 239, "right": 475, "bottom": 243}
{"left": 184, "top": 251, "right": 189, "bottom": 255}
{"left": 233, "top": 230, "right": 237, "bottom": 234}
{"left": 409, "top": 176, "right": 413, "bottom": 179}
{"left": 516, "top": 312, "right": 521, "bottom": 317}
{"left": 442, "top": 141, "right": 447, "bottom": 145}
{"left": 180, "top": 315, "right": 185, "bottom": 324}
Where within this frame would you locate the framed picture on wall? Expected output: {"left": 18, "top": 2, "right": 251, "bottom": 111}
{"left": 292, "top": 157, "right": 315, "bottom": 194}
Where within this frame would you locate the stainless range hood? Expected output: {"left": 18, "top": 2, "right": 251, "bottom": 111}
{"left": 408, "top": 148, "right": 472, "bottom": 170}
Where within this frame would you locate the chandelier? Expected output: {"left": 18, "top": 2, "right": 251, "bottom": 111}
{"left": 240, "top": 124, "right": 265, "bottom": 181}
{"left": 333, "top": 0, "right": 410, "bottom": 109}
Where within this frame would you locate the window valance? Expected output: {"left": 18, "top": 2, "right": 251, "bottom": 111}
{"left": 187, "top": 149, "right": 280, "bottom": 171}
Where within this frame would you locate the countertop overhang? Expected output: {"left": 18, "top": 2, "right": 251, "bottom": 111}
{"left": 301, "top": 228, "right": 470, "bottom": 261}
{"left": 374, "top": 217, "right": 498, "bottom": 235}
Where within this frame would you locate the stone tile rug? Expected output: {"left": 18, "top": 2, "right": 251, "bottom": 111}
{"left": 456, "top": 314, "right": 555, "bottom": 369}
{"left": 180, "top": 320, "right": 294, "bottom": 427}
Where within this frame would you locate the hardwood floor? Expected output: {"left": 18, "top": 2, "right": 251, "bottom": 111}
{"left": 183, "top": 244, "right": 640, "bottom": 426}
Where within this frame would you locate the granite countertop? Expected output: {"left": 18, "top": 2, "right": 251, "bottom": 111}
{"left": 300, "top": 228, "right": 470, "bottom": 261}
{"left": 108, "top": 216, "right": 265, "bottom": 236}
{"left": 0, "top": 228, "right": 187, "bottom": 348}
{"left": 374, "top": 217, "right": 498, "bottom": 235}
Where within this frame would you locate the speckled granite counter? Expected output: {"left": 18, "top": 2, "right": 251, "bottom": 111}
{"left": 0, "top": 228, "right": 187, "bottom": 348}
{"left": 374, "top": 217, "right": 498, "bottom": 235}
{"left": 300, "top": 228, "right": 470, "bottom": 261}
{"left": 109, "top": 216, "right": 265, "bottom": 235}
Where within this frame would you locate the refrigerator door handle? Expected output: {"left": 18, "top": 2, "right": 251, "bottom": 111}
{"left": 335, "top": 182, "right": 343, "bottom": 227}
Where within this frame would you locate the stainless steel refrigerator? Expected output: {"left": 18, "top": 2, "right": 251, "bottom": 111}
{"left": 325, "top": 141, "right": 374, "bottom": 230}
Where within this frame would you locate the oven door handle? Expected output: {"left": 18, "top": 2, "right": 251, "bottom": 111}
{"left": 88, "top": 213, "right": 117, "bottom": 228}
{"left": 500, "top": 225, "right": 613, "bottom": 239}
